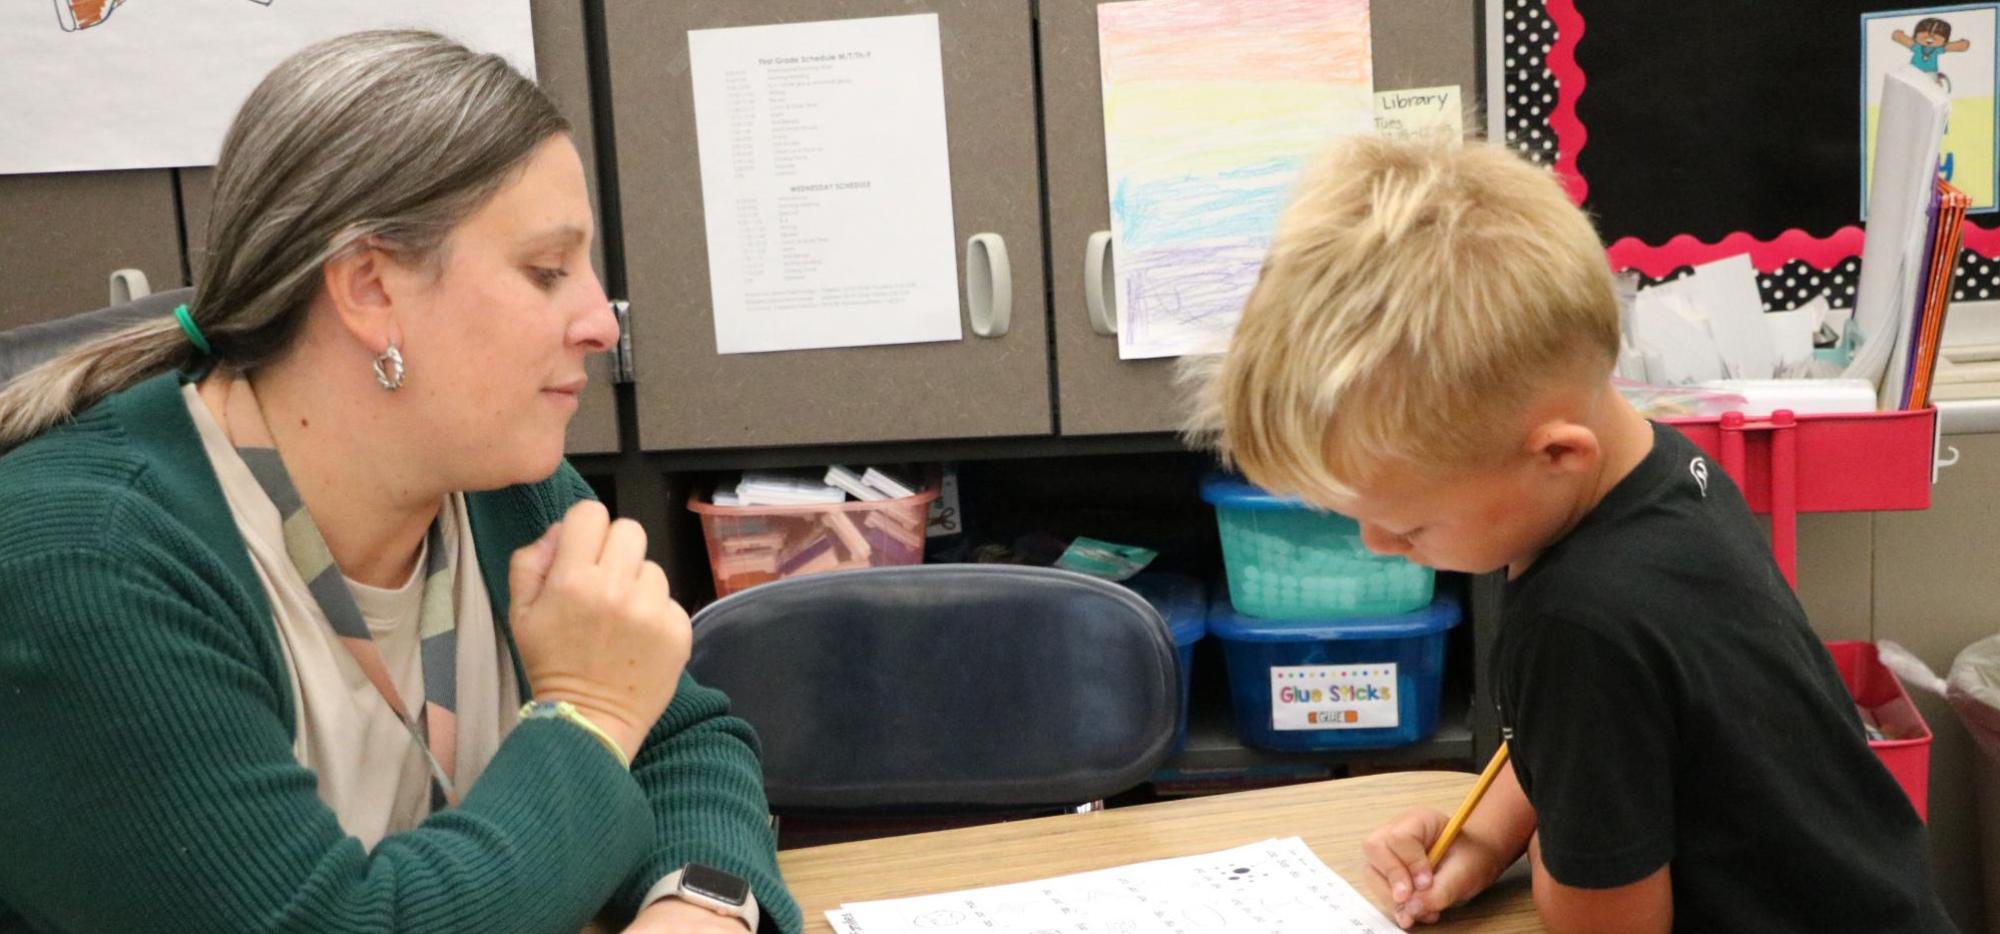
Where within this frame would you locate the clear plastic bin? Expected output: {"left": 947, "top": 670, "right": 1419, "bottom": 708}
{"left": 1123, "top": 573, "right": 1206, "bottom": 756}
{"left": 1201, "top": 475, "right": 1433, "bottom": 619}
{"left": 688, "top": 483, "right": 937, "bottom": 597}
{"left": 1208, "top": 594, "right": 1460, "bottom": 752}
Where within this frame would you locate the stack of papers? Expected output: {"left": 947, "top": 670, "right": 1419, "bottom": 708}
{"left": 1624, "top": 254, "right": 1771, "bottom": 384}
{"left": 714, "top": 466, "right": 921, "bottom": 507}
{"left": 731, "top": 472, "right": 847, "bottom": 507}
{"left": 824, "top": 837, "right": 1400, "bottom": 934}
{"left": 1621, "top": 255, "right": 1861, "bottom": 412}
{"left": 1850, "top": 69, "right": 1952, "bottom": 404}
{"left": 1615, "top": 68, "right": 1962, "bottom": 415}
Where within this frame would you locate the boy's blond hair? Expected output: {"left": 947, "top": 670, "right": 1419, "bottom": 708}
{"left": 1188, "top": 135, "right": 1620, "bottom": 502}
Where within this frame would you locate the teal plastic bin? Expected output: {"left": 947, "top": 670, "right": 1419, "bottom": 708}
{"left": 1201, "top": 475, "right": 1433, "bottom": 619}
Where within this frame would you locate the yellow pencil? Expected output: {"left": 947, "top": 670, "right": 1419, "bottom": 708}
{"left": 1426, "top": 742, "right": 1511, "bottom": 866}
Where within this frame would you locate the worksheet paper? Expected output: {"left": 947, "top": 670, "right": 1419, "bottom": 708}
{"left": 1098, "top": 0, "right": 1376, "bottom": 360}
{"left": 0, "top": 0, "right": 535, "bottom": 175}
{"left": 688, "top": 14, "right": 963, "bottom": 355}
{"left": 824, "top": 837, "right": 1401, "bottom": 934}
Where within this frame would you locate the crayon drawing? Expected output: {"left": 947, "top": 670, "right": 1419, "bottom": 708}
{"left": 0, "top": 0, "right": 533, "bottom": 174}
{"left": 1098, "top": 0, "right": 1375, "bottom": 359}
{"left": 52, "top": 0, "right": 274, "bottom": 33}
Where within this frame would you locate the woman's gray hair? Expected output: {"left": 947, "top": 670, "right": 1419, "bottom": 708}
{"left": 0, "top": 29, "right": 568, "bottom": 452}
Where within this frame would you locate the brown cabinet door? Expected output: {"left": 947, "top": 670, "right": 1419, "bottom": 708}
{"left": 178, "top": 0, "right": 621, "bottom": 454}
{"left": 0, "top": 170, "right": 181, "bottom": 329}
{"left": 1041, "top": 0, "right": 1481, "bottom": 436}
{"left": 604, "top": 1, "right": 1051, "bottom": 451}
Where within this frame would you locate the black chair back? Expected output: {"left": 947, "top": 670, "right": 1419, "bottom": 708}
{"left": 688, "top": 564, "right": 1179, "bottom": 813}
{"left": 0, "top": 287, "right": 193, "bottom": 386}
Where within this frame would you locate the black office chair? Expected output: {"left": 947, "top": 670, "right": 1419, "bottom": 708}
{"left": 0, "top": 287, "right": 193, "bottom": 385}
{"left": 687, "top": 564, "right": 1179, "bottom": 831}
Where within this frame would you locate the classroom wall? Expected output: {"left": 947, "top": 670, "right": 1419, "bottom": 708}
{"left": 0, "top": 171, "right": 183, "bottom": 329}
{"left": 1796, "top": 434, "right": 2000, "bottom": 933}
{"left": 5, "top": 4, "right": 1981, "bottom": 924}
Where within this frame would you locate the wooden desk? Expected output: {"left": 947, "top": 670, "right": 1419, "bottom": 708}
{"left": 777, "top": 771, "right": 1542, "bottom": 933}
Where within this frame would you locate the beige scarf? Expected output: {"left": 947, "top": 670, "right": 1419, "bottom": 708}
{"left": 183, "top": 379, "right": 520, "bottom": 849}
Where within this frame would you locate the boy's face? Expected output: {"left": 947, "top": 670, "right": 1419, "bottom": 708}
{"left": 1321, "top": 447, "right": 1590, "bottom": 576}
{"left": 1917, "top": 29, "right": 1946, "bottom": 47}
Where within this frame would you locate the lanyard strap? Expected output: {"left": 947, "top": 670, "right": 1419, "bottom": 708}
{"left": 236, "top": 445, "right": 461, "bottom": 809}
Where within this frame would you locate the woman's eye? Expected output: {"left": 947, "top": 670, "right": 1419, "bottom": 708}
{"left": 528, "top": 266, "right": 567, "bottom": 289}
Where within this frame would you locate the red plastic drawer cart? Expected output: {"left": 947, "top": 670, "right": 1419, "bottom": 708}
{"left": 1664, "top": 407, "right": 1942, "bottom": 820}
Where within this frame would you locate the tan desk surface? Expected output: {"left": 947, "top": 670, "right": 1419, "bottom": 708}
{"left": 777, "top": 770, "right": 1543, "bottom": 934}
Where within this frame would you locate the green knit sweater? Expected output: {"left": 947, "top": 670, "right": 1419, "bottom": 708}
{"left": 0, "top": 372, "right": 801, "bottom": 934}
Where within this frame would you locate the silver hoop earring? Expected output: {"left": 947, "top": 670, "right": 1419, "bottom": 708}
{"left": 372, "top": 342, "right": 405, "bottom": 391}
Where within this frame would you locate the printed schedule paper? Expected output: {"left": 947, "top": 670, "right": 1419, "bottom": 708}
{"left": 825, "top": 837, "right": 1402, "bottom": 934}
{"left": 687, "top": 14, "right": 963, "bottom": 355}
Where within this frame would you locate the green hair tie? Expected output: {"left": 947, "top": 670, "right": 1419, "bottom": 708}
{"left": 173, "top": 304, "right": 212, "bottom": 356}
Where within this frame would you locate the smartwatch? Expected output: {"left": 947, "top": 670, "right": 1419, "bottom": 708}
{"left": 658, "top": 863, "right": 759, "bottom": 932}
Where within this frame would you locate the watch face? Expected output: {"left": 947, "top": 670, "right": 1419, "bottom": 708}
{"left": 682, "top": 864, "right": 750, "bottom": 906}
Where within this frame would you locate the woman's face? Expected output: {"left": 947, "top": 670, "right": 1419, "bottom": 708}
{"left": 393, "top": 134, "right": 617, "bottom": 490}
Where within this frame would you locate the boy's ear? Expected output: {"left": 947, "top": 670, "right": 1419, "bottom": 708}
{"left": 320, "top": 239, "right": 406, "bottom": 354}
{"left": 1525, "top": 420, "right": 1601, "bottom": 476}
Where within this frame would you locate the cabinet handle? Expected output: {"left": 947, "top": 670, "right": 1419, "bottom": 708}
{"left": 967, "top": 232, "right": 1011, "bottom": 338}
{"left": 609, "top": 299, "right": 635, "bottom": 385}
{"left": 108, "top": 268, "right": 151, "bottom": 306}
{"left": 1085, "top": 230, "right": 1117, "bottom": 336}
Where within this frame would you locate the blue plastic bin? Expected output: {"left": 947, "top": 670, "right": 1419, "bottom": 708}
{"left": 1200, "top": 475, "right": 1433, "bottom": 619}
{"left": 1208, "top": 594, "right": 1460, "bottom": 752}
{"left": 1124, "top": 572, "right": 1205, "bottom": 755}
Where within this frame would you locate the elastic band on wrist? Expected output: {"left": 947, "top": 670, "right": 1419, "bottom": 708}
{"left": 520, "top": 700, "right": 630, "bottom": 769}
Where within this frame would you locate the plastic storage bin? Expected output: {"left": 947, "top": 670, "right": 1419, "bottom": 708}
{"left": 1208, "top": 594, "right": 1460, "bottom": 752}
{"left": 1825, "top": 640, "right": 1934, "bottom": 821}
{"left": 688, "top": 484, "right": 938, "bottom": 597}
{"left": 1200, "top": 475, "right": 1433, "bottom": 619}
{"left": 1124, "top": 573, "right": 1206, "bottom": 755}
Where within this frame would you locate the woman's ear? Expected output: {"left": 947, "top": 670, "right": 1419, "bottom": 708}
{"left": 321, "top": 239, "right": 408, "bottom": 352}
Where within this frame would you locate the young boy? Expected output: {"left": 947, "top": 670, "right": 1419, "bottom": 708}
{"left": 1190, "top": 136, "right": 1955, "bottom": 933}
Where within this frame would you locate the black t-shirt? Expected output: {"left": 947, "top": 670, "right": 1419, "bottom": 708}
{"left": 1495, "top": 422, "right": 1955, "bottom": 933}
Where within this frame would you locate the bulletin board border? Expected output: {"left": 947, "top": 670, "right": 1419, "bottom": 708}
{"left": 1498, "top": 0, "right": 2000, "bottom": 308}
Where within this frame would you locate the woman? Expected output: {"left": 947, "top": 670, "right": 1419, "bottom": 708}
{"left": 0, "top": 30, "right": 798, "bottom": 934}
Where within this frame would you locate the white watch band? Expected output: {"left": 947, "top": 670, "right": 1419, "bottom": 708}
{"left": 655, "top": 867, "right": 760, "bottom": 933}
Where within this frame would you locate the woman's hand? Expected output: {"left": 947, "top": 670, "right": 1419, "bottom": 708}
{"left": 509, "top": 500, "right": 690, "bottom": 761}
{"left": 622, "top": 897, "right": 753, "bottom": 933}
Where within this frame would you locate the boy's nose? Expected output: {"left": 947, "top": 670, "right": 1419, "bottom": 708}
{"left": 1358, "top": 522, "right": 1411, "bottom": 557}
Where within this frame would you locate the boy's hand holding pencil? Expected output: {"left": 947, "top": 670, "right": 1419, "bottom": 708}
{"left": 1362, "top": 806, "right": 1469, "bottom": 927}
{"left": 1361, "top": 745, "right": 1527, "bottom": 929}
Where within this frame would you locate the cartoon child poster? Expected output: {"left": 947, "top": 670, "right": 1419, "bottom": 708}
{"left": 1863, "top": 4, "right": 2000, "bottom": 215}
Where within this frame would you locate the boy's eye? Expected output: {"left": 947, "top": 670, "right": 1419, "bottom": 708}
{"left": 527, "top": 265, "right": 567, "bottom": 289}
